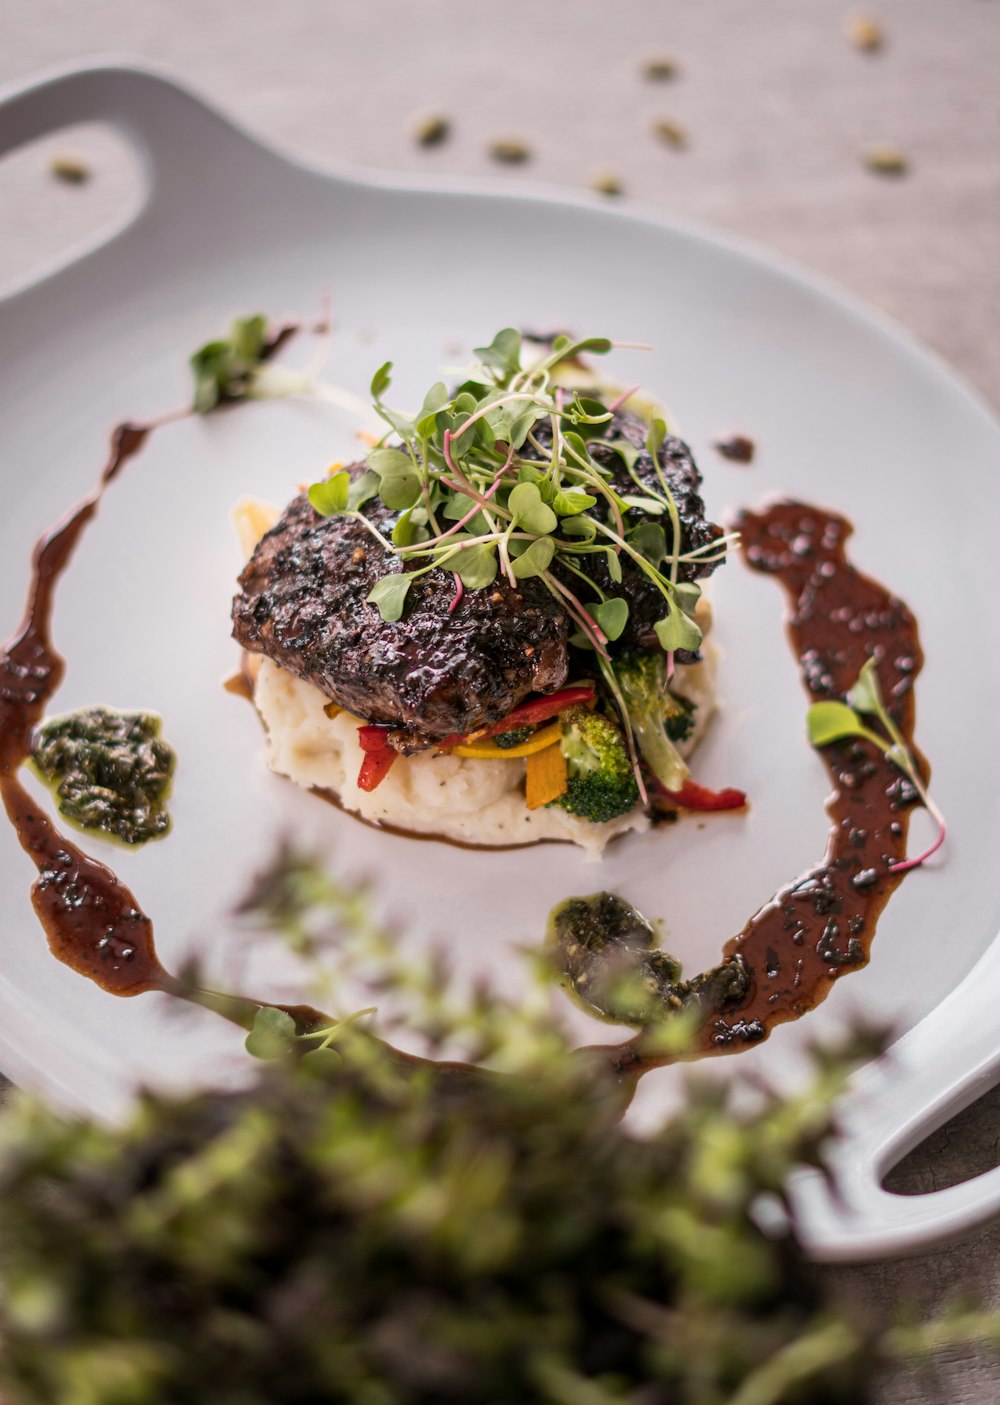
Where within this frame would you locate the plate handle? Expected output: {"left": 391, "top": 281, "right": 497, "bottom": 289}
{"left": 791, "top": 931, "right": 1000, "bottom": 1260}
{"left": 0, "top": 62, "right": 266, "bottom": 240}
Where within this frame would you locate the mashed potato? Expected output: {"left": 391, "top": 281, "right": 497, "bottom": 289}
{"left": 252, "top": 638, "right": 717, "bottom": 862}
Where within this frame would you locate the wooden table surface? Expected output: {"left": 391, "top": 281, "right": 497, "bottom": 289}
{"left": 1, "top": 2, "right": 999, "bottom": 1399}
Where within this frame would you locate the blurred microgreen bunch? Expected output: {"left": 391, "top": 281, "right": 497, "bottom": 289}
{"left": 189, "top": 313, "right": 273, "bottom": 413}
{"left": 0, "top": 848, "right": 987, "bottom": 1403}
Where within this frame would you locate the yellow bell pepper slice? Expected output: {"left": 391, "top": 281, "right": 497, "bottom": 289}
{"left": 452, "top": 722, "right": 563, "bottom": 760}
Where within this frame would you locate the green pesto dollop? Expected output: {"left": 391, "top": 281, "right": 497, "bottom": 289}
{"left": 31, "top": 707, "right": 175, "bottom": 846}
{"left": 547, "top": 892, "right": 749, "bottom": 1028}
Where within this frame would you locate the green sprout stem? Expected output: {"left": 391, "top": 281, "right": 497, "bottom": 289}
{"left": 421, "top": 446, "right": 516, "bottom": 546}
{"left": 540, "top": 571, "right": 609, "bottom": 655}
{"left": 855, "top": 664, "right": 946, "bottom": 874}
{"left": 558, "top": 435, "right": 627, "bottom": 545}
{"left": 806, "top": 659, "right": 946, "bottom": 873}
{"left": 597, "top": 652, "right": 648, "bottom": 805}
{"left": 451, "top": 390, "right": 551, "bottom": 441}
{"left": 887, "top": 765, "right": 947, "bottom": 873}
{"left": 305, "top": 1006, "right": 378, "bottom": 1050}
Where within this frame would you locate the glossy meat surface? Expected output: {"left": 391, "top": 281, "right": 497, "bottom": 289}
{"left": 233, "top": 493, "right": 569, "bottom": 748}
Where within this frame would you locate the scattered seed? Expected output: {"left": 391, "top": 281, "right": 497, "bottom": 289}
{"left": 652, "top": 119, "right": 687, "bottom": 150}
{"left": 413, "top": 114, "right": 450, "bottom": 148}
{"left": 713, "top": 434, "right": 756, "bottom": 463}
{"left": 863, "top": 145, "right": 908, "bottom": 176}
{"left": 48, "top": 155, "right": 90, "bottom": 185}
{"left": 846, "top": 14, "right": 885, "bottom": 51}
{"left": 489, "top": 138, "right": 531, "bottom": 165}
{"left": 591, "top": 170, "right": 623, "bottom": 197}
{"left": 643, "top": 57, "right": 678, "bottom": 81}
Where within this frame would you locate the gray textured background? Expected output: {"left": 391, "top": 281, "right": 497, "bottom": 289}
{"left": 2, "top": 1, "right": 999, "bottom": 1399}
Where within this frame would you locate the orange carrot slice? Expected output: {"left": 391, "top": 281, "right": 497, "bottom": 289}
{"left": 525, "top": 742, "right": 568, "bottom": 810}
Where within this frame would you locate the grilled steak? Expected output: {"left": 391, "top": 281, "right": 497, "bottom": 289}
{"left": 232, "top": 492, "right": 570, "bottom": 750}
{"left": 231, "top": 407, "right": 722, "bottom": 749}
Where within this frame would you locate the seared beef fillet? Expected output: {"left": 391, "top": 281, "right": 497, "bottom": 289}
{"left": 233, "top": 493, "right": 570, "bottom": 750}
{"left": 231, "top": 407, "right": 722, "bottom": 750}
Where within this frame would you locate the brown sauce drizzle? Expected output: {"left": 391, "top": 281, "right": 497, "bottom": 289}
{"left": 606, "top": 499, "right": 924, "bottom": 1079}
{"left": 0, "top": 425, "right": 168, "bottom": 996}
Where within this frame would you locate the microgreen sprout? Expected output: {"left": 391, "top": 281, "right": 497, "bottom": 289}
{"left": 245, "top": 1003, "right": 377, "bottom": 1061}
{"left": 189, "top": 312, "right": 375, "bottom": 422}
{"left": 190, "top": 315, "right": 274, "bottom": 413}
{"left": 806, "top": 658, "right": 946, "bottom": 872}
{"left": 306, "top": 328, "right": 734, "bottom": 796}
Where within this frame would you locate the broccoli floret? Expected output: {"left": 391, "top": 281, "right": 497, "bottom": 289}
{"left": 616, "top": 651, "right": 691, "bottom": 792}
{"left": 664, "top": 691, "right": 695, "bottom": 743}
{"left": 494, "top": 726, "right": 534, "bottom": 750}
{"left": 550, "top": 705, "right": 639, "bottom": 824}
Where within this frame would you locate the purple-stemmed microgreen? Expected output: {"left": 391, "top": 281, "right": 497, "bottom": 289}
{"left": 606, "top": 383, "right": 641, "bottom": 414}
{"left": 540, "top": 571, "right": 609, "bottom": 658}
{"left": 806, "top": 658, "right": 946, "bottom": 873}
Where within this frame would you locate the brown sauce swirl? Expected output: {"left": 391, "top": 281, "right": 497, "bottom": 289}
{"left": 0, "top": 425, "right": 167, "bottom": 995}
{"left": 607, "top": 500, "right": 925, "bottom": 1078}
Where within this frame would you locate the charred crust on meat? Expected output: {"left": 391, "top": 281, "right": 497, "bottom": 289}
{"left": 233, "top": 493, "right": 569, "bottom": 750}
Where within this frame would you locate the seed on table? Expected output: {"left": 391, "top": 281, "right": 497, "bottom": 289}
{"left": 863, "top": 146, "right": 908, "bottom": 176}
{"left": 591, "top": 170, "right": 623, "bottom": 197}
{"left": 642, "top": 57, "right": 678, "bottom": 81}
{"left": 489, "top": 139, "right": 532, "bottom": 164}
{"left": 846, "top": 14, "right": 885, "bottom": 51}
{"left": 413, "top": 114, "right": 450, "bottom": 147}
{"left": 652, "top": 119, "right": 687, "bottom": 149}
{"left": 48, "top": 155, "right": 91, "bottom": 184}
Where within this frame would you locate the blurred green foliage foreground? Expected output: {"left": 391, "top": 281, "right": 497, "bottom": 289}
{"left": 0, "top": 851, "right": 994, "bottom": 1405}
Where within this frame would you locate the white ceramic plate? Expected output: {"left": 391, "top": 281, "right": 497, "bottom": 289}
{"left": 2, "top": 62, "right": 1000, "bottom": 1262}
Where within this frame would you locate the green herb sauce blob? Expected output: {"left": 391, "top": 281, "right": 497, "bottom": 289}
{"left": 548, "top": 892, "right": 750, "bottom": 1028}
{"left": 31, "top": 707, "right": 175, "bottom": 846}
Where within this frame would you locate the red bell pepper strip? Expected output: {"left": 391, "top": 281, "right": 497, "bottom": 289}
{"left": 436, "top": 684, "right": 596, "bottom": 749}
{"left": 656, "top": 778, "right": 747, "bottom": 812}
{"left": 356, "top": 725, "right": 398, "bottom": 792}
